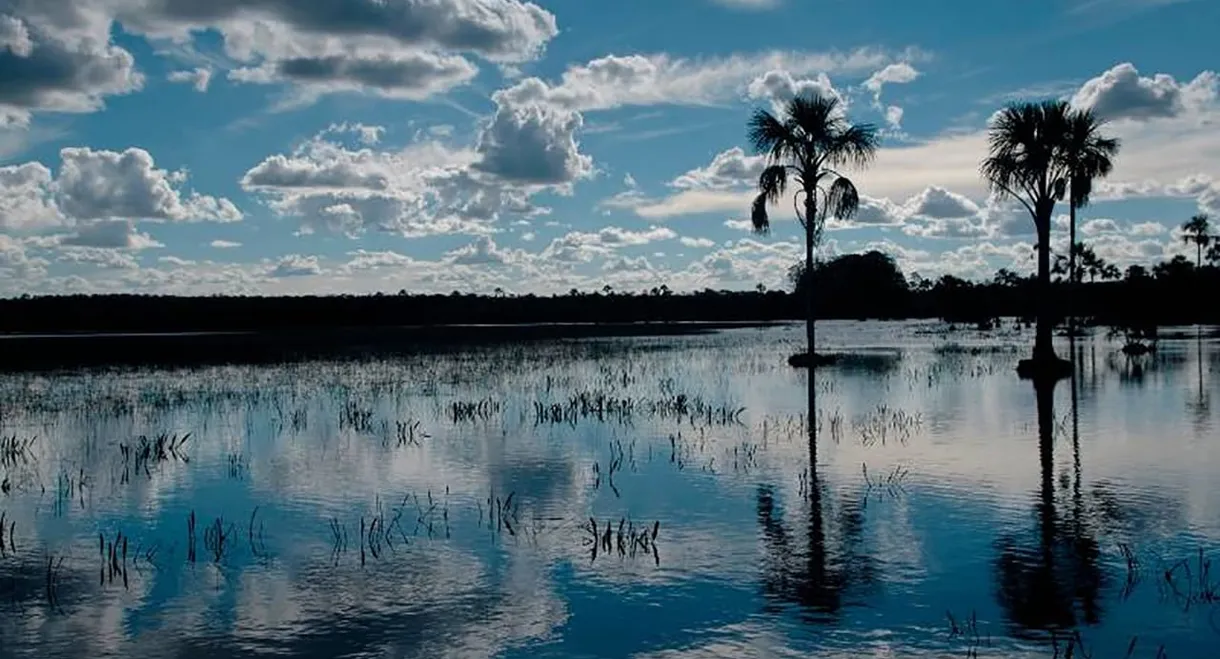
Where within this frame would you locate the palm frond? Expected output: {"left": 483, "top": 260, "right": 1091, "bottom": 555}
{"left": 756, "top": 164, "right": 788, "bottom": 205}
{"left": 748, "top": 109, "right": 797, "bottom": 162}
{"left": 751, "top": 193, "right": 771, "bottom": 235}
{"left": 825, "top": 176, "right": 861, "bottom": 219}
{"left": 785, "top": 94, "right": 842, "bottom": 147}
{"left": 824, "top": 124, "right": 880, "bottom": 169}
{"left": 1064, "top": 108, "right": 1120, "bottom": 208}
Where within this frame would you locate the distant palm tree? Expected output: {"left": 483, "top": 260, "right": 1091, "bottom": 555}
{"left": 747, "top": 94, "right": 879, "bottom": 373}
{"left": 1182, "top": 214, "right": 1212, "bottom": 269}
{"left": 1062, "top": 111, "right": 1120, "bottom": 287}
{"left": 981, "top": 100, "right": 1080, "bottom": 377}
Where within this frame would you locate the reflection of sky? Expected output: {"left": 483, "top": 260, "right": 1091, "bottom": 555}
{"left": 0, "top": 322, "right": 1218, "bottom": 658}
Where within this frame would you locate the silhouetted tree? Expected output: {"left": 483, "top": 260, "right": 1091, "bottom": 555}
{"left": 790, "top": 251, "right": 910, "bottom": 319}
{"left": 1182, "top": 214, "right": 1211, "bottom": 269}
{"left": 747, "top": 93, "right": 879, "bottom": 372}
{"left": 981, "top": 100, "right": 1078, "bottom": 377}
{"left": 1062, "top": 111, "right": 1120, "bottom": 288}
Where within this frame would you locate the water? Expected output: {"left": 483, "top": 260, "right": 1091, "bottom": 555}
{"left": 0, "top": 320, "right": 1217, "bottom": 658}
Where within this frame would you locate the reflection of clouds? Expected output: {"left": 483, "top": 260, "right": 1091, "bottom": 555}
{"left": 0, "top": 324, "right": 1218, "bottom": 656}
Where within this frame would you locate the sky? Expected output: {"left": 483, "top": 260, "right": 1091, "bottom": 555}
{"left": 0, "top": 0, "right": 1217, "bottom": 297}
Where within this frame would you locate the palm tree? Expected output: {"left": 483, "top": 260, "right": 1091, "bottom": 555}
{"left": 1062, "top": 111, "right": 1120, "bottom": 289}
{"left": 747, "top": 94, "right": 879, "bottom": 374}
{"left": 981, "top": 100, "right": 1080, "bottom": 378}
{"left": 1182, "top": 214, "right": 1211, "bottom": 269}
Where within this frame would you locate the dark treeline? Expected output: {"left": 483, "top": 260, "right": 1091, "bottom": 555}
{"left": 1, "top": 250, "right": 1217, "bottom": 335}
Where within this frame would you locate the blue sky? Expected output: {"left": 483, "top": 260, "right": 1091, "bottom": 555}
{"left": 0, "top": 0, "right": 1216, "bottom": 296}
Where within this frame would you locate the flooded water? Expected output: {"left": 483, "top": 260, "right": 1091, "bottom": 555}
{"left": 1, "top": 320, "right": 1218, "bottom": 658}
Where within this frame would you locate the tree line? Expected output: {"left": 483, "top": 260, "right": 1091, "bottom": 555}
{"left": 1, "top": 248, "right": 1216, "bottom": 334}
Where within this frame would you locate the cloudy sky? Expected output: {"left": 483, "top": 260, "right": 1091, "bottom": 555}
{"left": 0, "top": 0, "right": 1216, "bottom": 297}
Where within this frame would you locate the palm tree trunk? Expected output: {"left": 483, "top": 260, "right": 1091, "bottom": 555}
{"left": 1198, "top": 242, "right": 1203, "bottom": 270}
{"left": 1068, "top": 202, "right": 1077, "bottom": 331}
{"left": 1034, "top": 215, "right": 1058, "bottom": 364}
{"left": 804, "top": 192, "right": 817, "bottom": 415}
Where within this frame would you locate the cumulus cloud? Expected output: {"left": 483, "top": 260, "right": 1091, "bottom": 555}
{"left": 55, "top": 147, "right": 241, "bottom": 222}
{"left": 498, "top": 48, "right": 895, "bottom": 114}
{"left": 446, "top": 235, "right": 522, "bottom": 266}
{"left": 1, "top": 0, "right": 559, "bottom": 117}
{"left": 242, "top": 128, "right": 543, "bottom": 238}
{"left": 473, "top": 80, "right": 593, "bottom": 185}
{"left": 0, "top": 6, "right": 144, "bottom": 126}
{"left": 1070, "top": 62, "right": 1217, "bottom": 121}
{"left": 228, "top": 51, "right": 478, "bottom": 102}
{"left": 670, "top": 147, "right": 766, "bottom": 190}
{"left": 168, "top": 67, "right": 212, "bottom": 92}
{"left": 270, "top": 254, "right": 323, "bottom": 278}
{"left": 680, "top": 236, "right": 715, "bottom": 248}
{"left": 210, "top": 239, "right": 241, "bottom": 248}
{"left": 0, "top": 147, "right": 239, "bottom": 251}
{"left": 59, "top": 218, "right": 163, "bottom": 250}
{"left": 746, "top": 70, "right": 841, "bottom": 113}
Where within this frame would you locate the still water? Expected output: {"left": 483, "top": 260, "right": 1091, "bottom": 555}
{"left": 0, "top": 321, "right": 1217, "bottom": 658}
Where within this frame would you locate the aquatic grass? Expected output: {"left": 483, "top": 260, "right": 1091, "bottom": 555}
{"left": 582, "top": 517, "right": 660, "bottom": 566}
{"left": 44, "top": 553, "right": 66, "bottom": 612}
{"left": 862, "top": 462, "right": 910, "bottom": 501}
{"left": 1159, "top": 548, "right": 1220, "bottom": 608}
{"left": 449, "top": 397, "right": 502, "bottom": 423}
{"left": 391, "top": 419, "right": 429, "bottom": 447}
{"left": 98, "top": 529, "right": 129, "bottom": 589}
{"left": 0, "top": 511, "right": 13, "bottom": 556}
{"left": 853, "top": 404, "right": 922, "bottom": 447}
{"left": 0, "top": 435, "right": 36, "bottom": 467}
{"left": 946, "top": 608, "right": 990, "bottom": 656}
{"left": 203, "top": 516, "right": 235, "bottom": 563}
{"left": 120, "top": 432, "right": 191, "bottom": 481}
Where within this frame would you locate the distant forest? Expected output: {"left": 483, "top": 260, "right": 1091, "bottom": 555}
{"left": 1, "top": 250, "right": 1216, "bottom": 334}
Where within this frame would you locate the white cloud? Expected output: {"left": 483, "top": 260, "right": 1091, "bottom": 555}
{"left": 474, "top": 79, "right": 594, "bottom": 185}
{"left": 270, "top": 254, "right": 323, "bottom": 278}
{"left": 54, "top": 147, "right": 241, "bottom": 222}
{"left": 210, "top": 239, "right": 242, "bottom": 248}
{"left": 670, "top": 147, "right": 767, "bottom": 190}
{"left": 242, "top": 129, "right": 542, "bottom": 238}
{"left": 1, "top": 147, "right": 239, "bottom": 252}
{"left": 863, "top": 62, "right": 920, "bottom": 99}
{"left": 1, "top": 0, "right": 559, "bottom": 118}
{"left": 59, "top": 219, "right": 163, "bottom": 250}
{"left": 680, "top": 236, "right": 716, "bottom": 248}
{"left": 446, "top": 235, "right": 524, "bottom": 266}
{"left": 168, "top": 67, "right": 212, "bottom": 92}
{"left": 746, "top": 70, "right": 842, "bottom": 114}
{"left": 499, "top": 49, "right": 899, "bottom": 114}
{"left": 1070, "top": 62, "right": 1217, "bottom": 121}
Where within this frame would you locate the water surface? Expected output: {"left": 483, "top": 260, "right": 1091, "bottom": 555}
{"left": 1, "top": 321, "right": 1217, "bottom": 658}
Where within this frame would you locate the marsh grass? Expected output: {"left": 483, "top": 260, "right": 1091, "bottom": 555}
{"left": 583, "top": 517, "right": 660, "bottom": 566}
{"left": 853, "top": 404, "right": 921, "bottom": 446}
{"left": 1159, "top": 548, "right": 1220, "bottom": 608}
{"left": 119, "top": 433, "right": 191, "bottom": 482}
{"left": 0, "top": 511, "right": 14, "bottom": 556}
{"left": 0, "top": 435, "right": 35, "bottom": 468}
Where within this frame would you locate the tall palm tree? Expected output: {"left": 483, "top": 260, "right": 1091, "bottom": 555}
{"left": 1182, "top": 214, "right": 1211, "bottom": 269}
{"left": 981, "top": 100, "right": 1079, "bottom": 378}
{"left": 1062, "top": 111, "right": 1120, "bottom": 288}
{"left": 747, "top": 94, "right": 879, "bottom": 377}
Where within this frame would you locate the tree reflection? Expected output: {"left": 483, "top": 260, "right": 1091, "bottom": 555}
{"left": 993, "top": 374, "right": 1106, "bottom": 637}
{"left": 755, "top": 371, "right": 876, "bottom": 623}
{"left": 1187, "top": 325, "right": 1210, "bottom": 431}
